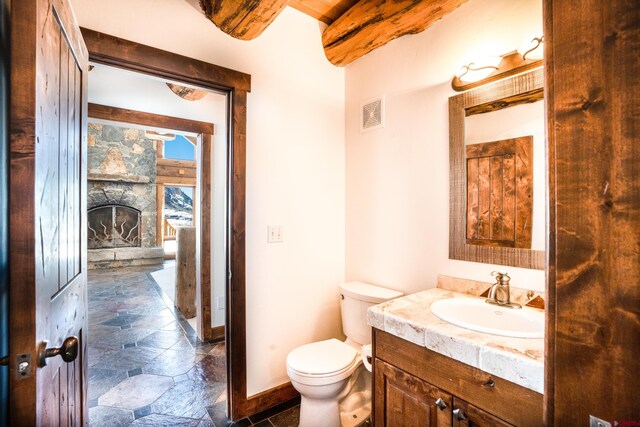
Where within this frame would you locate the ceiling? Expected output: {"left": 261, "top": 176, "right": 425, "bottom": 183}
{"left": 198, "top": 0, "right": 470, "bottom": 66}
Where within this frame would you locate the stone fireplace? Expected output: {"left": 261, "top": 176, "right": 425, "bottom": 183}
{"left": 87, "top": 122, "right": 163, "bottom": 269}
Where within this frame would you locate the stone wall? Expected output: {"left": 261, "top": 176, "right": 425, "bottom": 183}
{"left": 87, "top": 123, "right": 163, "bottom": 268}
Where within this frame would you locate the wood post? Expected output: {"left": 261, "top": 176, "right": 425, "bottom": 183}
{"left": 175, "top": 226, "right": 196, "bottom": 318}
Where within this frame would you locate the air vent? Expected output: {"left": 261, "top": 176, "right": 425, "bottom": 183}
{"left": 361, "top": 96, "right": 385, "bottom": 132}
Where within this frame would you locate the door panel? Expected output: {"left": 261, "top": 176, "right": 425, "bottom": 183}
{"left": 452, "top": 398, "right": 512, "bottom": 427}
{"left": 375, "top": 360, "right": 452, "bottom": 427}
{"left": 9, "top": 0, "right": 88, "bottom": 424}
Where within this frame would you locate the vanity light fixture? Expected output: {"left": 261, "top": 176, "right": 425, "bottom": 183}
{"left": 517, "top": 35, "right": 544, "bottom": 61}
{"left": 452, "top": 35, "right": 544, "bottom": 92}
{"left": 454, "top": 56, "right": 502, "bottom": 84}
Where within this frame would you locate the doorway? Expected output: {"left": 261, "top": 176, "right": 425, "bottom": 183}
{"left": 85, "top": 62, "right": 228, "bottom": 423}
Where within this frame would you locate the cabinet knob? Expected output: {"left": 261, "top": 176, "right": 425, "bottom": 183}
{"left": 453, "top": 408, "right": 467, "bottom": 421}
{"left": 435, "top": 398, "right": 447, "bottom": 410}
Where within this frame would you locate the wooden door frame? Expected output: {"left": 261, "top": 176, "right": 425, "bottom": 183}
{"left": 87, "top": 103, "right": 222, "bottom": 341}
{"left": 544, "top": 0, "right": 639, "bottom": 423}
{"left": 80, "top": 28, "right": 256, "bottom": 419}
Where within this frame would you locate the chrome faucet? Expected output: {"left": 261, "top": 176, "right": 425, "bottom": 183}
{"left": 486, "top": 271, "right": 521, "bottom": 309}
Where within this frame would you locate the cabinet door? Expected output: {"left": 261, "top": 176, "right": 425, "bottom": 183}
{"left": 375, "top": 359, "right": 452, "bottom": 427}
{"left": 452, "top": 398, "right": 512, "bottom": 427}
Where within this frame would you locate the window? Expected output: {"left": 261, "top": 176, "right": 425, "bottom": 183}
{"left": 163, "top": 135, "right": 195, "bottom": 161}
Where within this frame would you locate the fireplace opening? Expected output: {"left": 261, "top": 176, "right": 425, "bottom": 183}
{"left": 88, "top": 205, "right": 141, "bottom": 249}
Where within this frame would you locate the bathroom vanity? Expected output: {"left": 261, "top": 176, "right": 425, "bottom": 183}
{"left": 368, "top": 288, "right": 544, "bottom": 426}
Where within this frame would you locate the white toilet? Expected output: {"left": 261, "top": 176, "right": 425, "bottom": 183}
{"left": 286, "top": 282, "right": 403, "bottom": 427}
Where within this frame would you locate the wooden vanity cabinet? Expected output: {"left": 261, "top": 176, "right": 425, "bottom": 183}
{"left": 373, "top": 329, "right": 543, "bottom": 427}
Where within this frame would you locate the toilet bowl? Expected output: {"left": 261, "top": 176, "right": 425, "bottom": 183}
{"left": 286, "top": 282, "right": 403, "bottom": 427}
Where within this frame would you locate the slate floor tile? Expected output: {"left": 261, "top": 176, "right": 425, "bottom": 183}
{"left": 94, "top": 346, "right": 164, "bottom": 372}
{"left": 187, "top": 354, "right": 227, "bottom": 383}
{"left": 95, "top": 327, "right": 155, "bottom": 348}
{"left": 129, "top": 413, "right": 201, "bottom": 426}
{"left": 206, "top": 401, "right": 230, "bottom": 427}
{"left": 98, "top": 374, "right": 174, "bottom": 410}
{"left": 143, "top": 348, "right": 205, "bottom": 377}
{"left": 131, "top": 311, "right": 176, "bottom": 330}
{"left": 87, "top": 343, "right": 121, "bottom": 368}
{"left": 149, "top": 379, "right": 226, "bottom": 419}
{"left": 88, "top": 367, "right": 128, "bottom": 400}
{"left": 88, "top": 405, "right": 134, "bottom": 427}
{"left": 268, "top": 406, "right": 300, "bottom": 427}
{"left": 137, "top": 330, "right": 184, "bottom": 350}
{"left": 102, "top": 313, "right": 144, "bottom": 327}
{"left": 89, "top": 310, "right": 119, "bottom": 325}
{"left": 171, "top": 336, "right": 195, "bottom": 351}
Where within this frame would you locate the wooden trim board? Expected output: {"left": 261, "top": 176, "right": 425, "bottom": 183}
{"left": 88, "top": 103, "right": 214, "bottom": 135}
{"left": 246, "top": 382, "right": 299, "bottom": 415}
{"left": 83, "top": 29, "right": 252, "bottom": 420}
{"left": 544, "top": 0, "right": 640, "bottom": 423}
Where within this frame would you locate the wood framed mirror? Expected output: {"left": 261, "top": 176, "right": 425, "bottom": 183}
{"left": 449, "top": 68, "right": 545, "bottom": 270}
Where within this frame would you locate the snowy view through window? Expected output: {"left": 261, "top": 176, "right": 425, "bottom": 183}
{"left": 165, "top": 186, "right": 193, "bottom": 227}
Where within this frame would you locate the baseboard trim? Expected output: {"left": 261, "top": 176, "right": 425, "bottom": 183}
{"left": 203, "top": 325, "right": 224, "bottom": 342}
{"left": 246, "top": 381, "right": 300, "bottom": 416}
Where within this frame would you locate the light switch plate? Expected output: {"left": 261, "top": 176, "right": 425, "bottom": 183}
{"left": 268, "top": 225, "right": 283, "bottom": 243}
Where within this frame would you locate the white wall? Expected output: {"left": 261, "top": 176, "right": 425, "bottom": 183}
{"left": 345, "top": 0, "right": 545, "bottom": 294}
{"left": 71, "top": 0, "right": 346, "bottom": 395}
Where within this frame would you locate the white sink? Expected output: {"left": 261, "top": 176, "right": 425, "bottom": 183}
{"left": 429, "top": 297, "right": 544, "bottom": 339}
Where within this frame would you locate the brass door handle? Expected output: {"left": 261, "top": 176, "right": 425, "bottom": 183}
{"left": 38, "top": 336, "right": 79, "bottom": 367}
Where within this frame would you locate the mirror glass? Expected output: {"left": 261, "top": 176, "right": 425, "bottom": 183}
{"left": 465, "top": 99, "right": 545, "bottom": 251}
{"left": 448, "top": 68, "right": 545, "bottom": 269}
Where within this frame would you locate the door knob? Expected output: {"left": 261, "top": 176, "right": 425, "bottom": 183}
{"left": 38, "top": 336, "right": 79, "bottom": 367}
{"left": 453, "top": 408, "right": 467, "bottom": 421}
{"left": 435, "top": 398, "right": 447, "bottom": 410}
{"left": 0, "top": 356, "right": 7, "bottom": 366}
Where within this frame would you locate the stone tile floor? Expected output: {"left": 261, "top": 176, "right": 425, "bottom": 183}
{"left": 88, "top": 263, "right": 301, "bottom": 427}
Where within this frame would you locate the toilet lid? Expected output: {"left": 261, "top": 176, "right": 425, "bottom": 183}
{"left": 287, "top": 339, "right": 358, "bottom": 376}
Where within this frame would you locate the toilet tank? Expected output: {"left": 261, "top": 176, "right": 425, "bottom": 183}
{"left": 339, "top": 282, "right": 403, "bottom": 346}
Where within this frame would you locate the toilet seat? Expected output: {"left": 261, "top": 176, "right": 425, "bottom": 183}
{"left": 286, "top": 339, "right": 361, "bottom": 386}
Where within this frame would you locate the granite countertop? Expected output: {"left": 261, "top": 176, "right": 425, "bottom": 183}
{"left": 367, "top": 288, "right": 544, "bottom": 393}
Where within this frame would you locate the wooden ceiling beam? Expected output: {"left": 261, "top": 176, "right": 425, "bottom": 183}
{"left": 287, "top": 0, "right": 358, "bottom": 25}
{"left": 322, "top": 0, "right": 469, "bottom": 66}
{"left": 199, "top": 0, "right": 289, "bottom": 40}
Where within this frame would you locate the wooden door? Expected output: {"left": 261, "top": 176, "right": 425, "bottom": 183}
{"left": 9, "top": 0, "right": 88, "bottom": 424}
{"left": 375, "top": 360, "right": 452, "bottom": 427}
{"left": 451, "top": 398, "right": 512, "bottom": 427}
